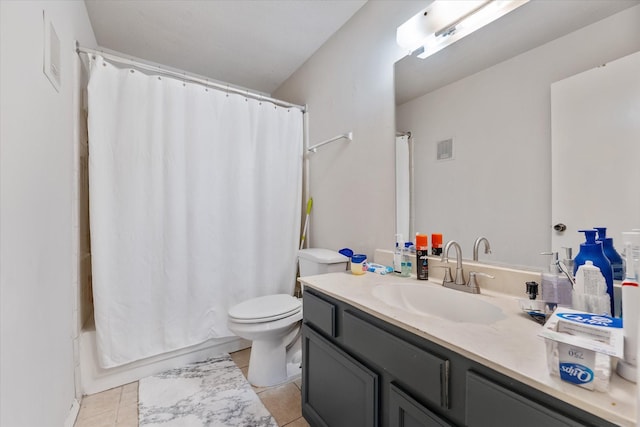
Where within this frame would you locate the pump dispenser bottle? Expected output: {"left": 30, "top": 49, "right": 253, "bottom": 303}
{"left": 574, "top": 229, "right": 614, "bottom": 315}
{"left": 540, "top": 252, "right": 572, "bottom": 306}
{"left": 595, "top": 227, "right": 625, "bottom": 281}
{"left": 401, "top": 242, "right": 412, "bottom": 277}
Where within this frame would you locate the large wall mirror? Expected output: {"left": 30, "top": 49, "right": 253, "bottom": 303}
{"left": 394, "top": 0, "right": 640, "bottom": 269}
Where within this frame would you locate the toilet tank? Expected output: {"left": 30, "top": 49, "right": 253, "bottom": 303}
{"left": 298, "top": 248, "right": 349, "bottom": 276}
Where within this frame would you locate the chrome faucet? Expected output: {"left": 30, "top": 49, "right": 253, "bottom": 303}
{"left": 441, "top": 240, "right": 465, "bottom": 286}
{"left": 473, "top": 236, "right": 492, "bottom": 261}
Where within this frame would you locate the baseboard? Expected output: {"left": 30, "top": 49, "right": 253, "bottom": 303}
{"left": 63, "top": 398, "right": 81, "bottom": 427}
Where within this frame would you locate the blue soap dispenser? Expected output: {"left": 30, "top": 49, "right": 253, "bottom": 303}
{"left": 573, "top": 229, "right": 614, "bottom": 315}
{"left": 595, "top": 227, "right": 625, "bottom": 281}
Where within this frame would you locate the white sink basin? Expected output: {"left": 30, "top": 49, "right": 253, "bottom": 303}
{"left": 372, "top": 283, "right": 506, "bottom": 324}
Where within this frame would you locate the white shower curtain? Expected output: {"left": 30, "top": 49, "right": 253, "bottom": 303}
{"left": 87, "top": 56, "right": 303, "bottom": 368}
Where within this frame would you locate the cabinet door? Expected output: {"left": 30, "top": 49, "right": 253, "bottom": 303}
{"left": 302, "top": 324, "right": 379, "bottom": 427}
{"left": 389, "top": 383, "right": 453, "bottom": 427}
{"left": 466, "top": 371, "right": 584, "bottom": 427}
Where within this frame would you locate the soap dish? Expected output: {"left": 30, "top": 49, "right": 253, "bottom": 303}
{"left": 518, "top": 299, "right": 557, "bottom": 325}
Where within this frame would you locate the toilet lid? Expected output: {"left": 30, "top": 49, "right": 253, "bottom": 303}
{"left": 228, "top": 294, "right": 302, "bottom": 323}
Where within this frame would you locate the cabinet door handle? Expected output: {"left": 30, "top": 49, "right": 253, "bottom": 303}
{"left": 442, "top": 360, "right": 450, "bottom": 409}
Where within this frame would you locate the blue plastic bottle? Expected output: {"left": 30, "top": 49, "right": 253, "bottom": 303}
{"left": 595, "top": 227, "right": 625, "bottom": 281}
{"left": 573, "top": 229, "right": 614, "bottom": 315}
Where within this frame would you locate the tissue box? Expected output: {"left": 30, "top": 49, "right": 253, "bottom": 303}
{"left": 538, "top": 307, "right": 623, "bottom": 391}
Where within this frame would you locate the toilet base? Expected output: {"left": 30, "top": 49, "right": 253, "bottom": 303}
{"left": 247, "top": 332, "right": 301, "bottom": 387}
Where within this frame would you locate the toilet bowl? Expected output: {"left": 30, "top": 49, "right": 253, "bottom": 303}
{"left": 228, "top": 294, "right": 303, "bottom": 387}
{"left": 227, "top": 248, "right": 348, "bottom": 387}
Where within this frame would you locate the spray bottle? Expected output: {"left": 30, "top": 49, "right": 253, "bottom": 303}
{"left": 616, "top": 231, "right": 640, "bottom": 382}
{"left": 415, "top": 233, "right": 429, "bottom": 280}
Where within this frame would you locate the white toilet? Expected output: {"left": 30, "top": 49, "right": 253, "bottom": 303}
{"left": 227, "top": 248, "right": 349, "bottom": 387}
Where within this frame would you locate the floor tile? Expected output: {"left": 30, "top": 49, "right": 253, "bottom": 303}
{"left": 283, "top": 417, "right": 311, "bottom": 427}
{"left": 120, "top": 382, "right": 138, "bottom": 406}
{"left": 74, "top": 407, "right": 117, "bottom": 427}
{"left": 257, "top": 382, "right": 302, "bottom": 426}
{"left": 116, "top": 402, "right": 138, "bottom": 426}
{"left": 230, "top": 347, "right": 251, "bottom": 368}
{"left": 76, "top": 387, "right": 121, "bottom": 421}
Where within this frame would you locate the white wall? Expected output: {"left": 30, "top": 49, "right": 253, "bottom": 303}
{"left": 274, "top": 1, "right": 424, "bottom": 258}
{"left": 396, "top": 5, "right": 640, "bottom": 268}
{"left": 0, "top": 1, "right": 96, "bottom": 426}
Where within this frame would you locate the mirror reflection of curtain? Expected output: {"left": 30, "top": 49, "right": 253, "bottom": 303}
{"left": 87, "top": 55, "right": 303, "bottom": 368}
{"left": 395, "top": 135, "right": 413, "bottom": 240}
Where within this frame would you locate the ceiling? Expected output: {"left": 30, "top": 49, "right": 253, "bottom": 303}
{"left": 84, "top": 0, "right": 367, "bottom": 95}
{"left": 395, "top": 0, "right": 640, "bottom": 105}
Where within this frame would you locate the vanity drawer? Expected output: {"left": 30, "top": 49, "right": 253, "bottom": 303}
{"left": 343, "top": 310, "right": 449, "bottom": 409}
{"left": 303, "top": 290, "right": 337, "bottom": 337}
{"left": 465, "top": 371, "right": 584, "bottom": 427}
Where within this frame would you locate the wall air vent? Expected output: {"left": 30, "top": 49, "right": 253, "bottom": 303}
{"left": 437, "top": 138, "right": 454, "bottom": 161}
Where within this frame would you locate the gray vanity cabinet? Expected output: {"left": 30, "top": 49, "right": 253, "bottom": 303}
{"left": 301, "top": 288, "right": 617, "bottom": 427}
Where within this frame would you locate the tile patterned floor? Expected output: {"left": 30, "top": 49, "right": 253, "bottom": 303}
{"left": 74, "top": 348, "right": 309, "bottom": 427}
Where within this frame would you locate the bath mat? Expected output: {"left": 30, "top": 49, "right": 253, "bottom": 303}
{"left": 139, "top": 354, "right": 277, "bottom": 427}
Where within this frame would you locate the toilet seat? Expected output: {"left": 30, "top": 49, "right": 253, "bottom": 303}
{"left": 228, "top": 294, "right": 302, "bottom": 324}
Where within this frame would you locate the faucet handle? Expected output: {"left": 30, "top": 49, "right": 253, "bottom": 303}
{"left": 468, "top": 271, "right": 494, "bottom": 293}
{"left": 433, "top": 265, "right": 454, "bottom": 284}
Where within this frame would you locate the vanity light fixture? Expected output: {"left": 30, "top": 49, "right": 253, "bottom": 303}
{"left": 396, "top": 0, "right": 529, "bottom": 59}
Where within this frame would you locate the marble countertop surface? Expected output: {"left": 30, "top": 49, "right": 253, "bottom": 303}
{"left": 299, "top": 271, "right": 637, "bottom": 426}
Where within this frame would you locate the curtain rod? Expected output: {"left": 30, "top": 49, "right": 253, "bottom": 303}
{"left": 76, "top": 43, "right": 306, "bottom": 113}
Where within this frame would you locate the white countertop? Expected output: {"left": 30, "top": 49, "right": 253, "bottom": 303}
{"left": 299, "top": 271, "right": 637, "bottom": 426}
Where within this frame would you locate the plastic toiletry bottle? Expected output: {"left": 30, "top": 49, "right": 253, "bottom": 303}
{"left": 394, "top": 234, "right": 404, "bottom": 274}
{"left": 540, "top": 252, "right": 572, "bottom": 306}
{"left": 573, "top": 229, "right": 614, "bottom": 315}
{"left": 595, "top": 227, "right": 625, "bottom": 281}
{"left": 432, "top": 233, "right": 443, "bottom": 256}
{"left": 415, "top": 233, "right": 429, "bottom": 280}
{"left": 572, "top": 261, "right": 611, "bottom": 315}
{"left": 616, "top": 231, "right": 640, "bottom": 382}
{"left": 401, "top": 242, "right": 412, "bottom": 277}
